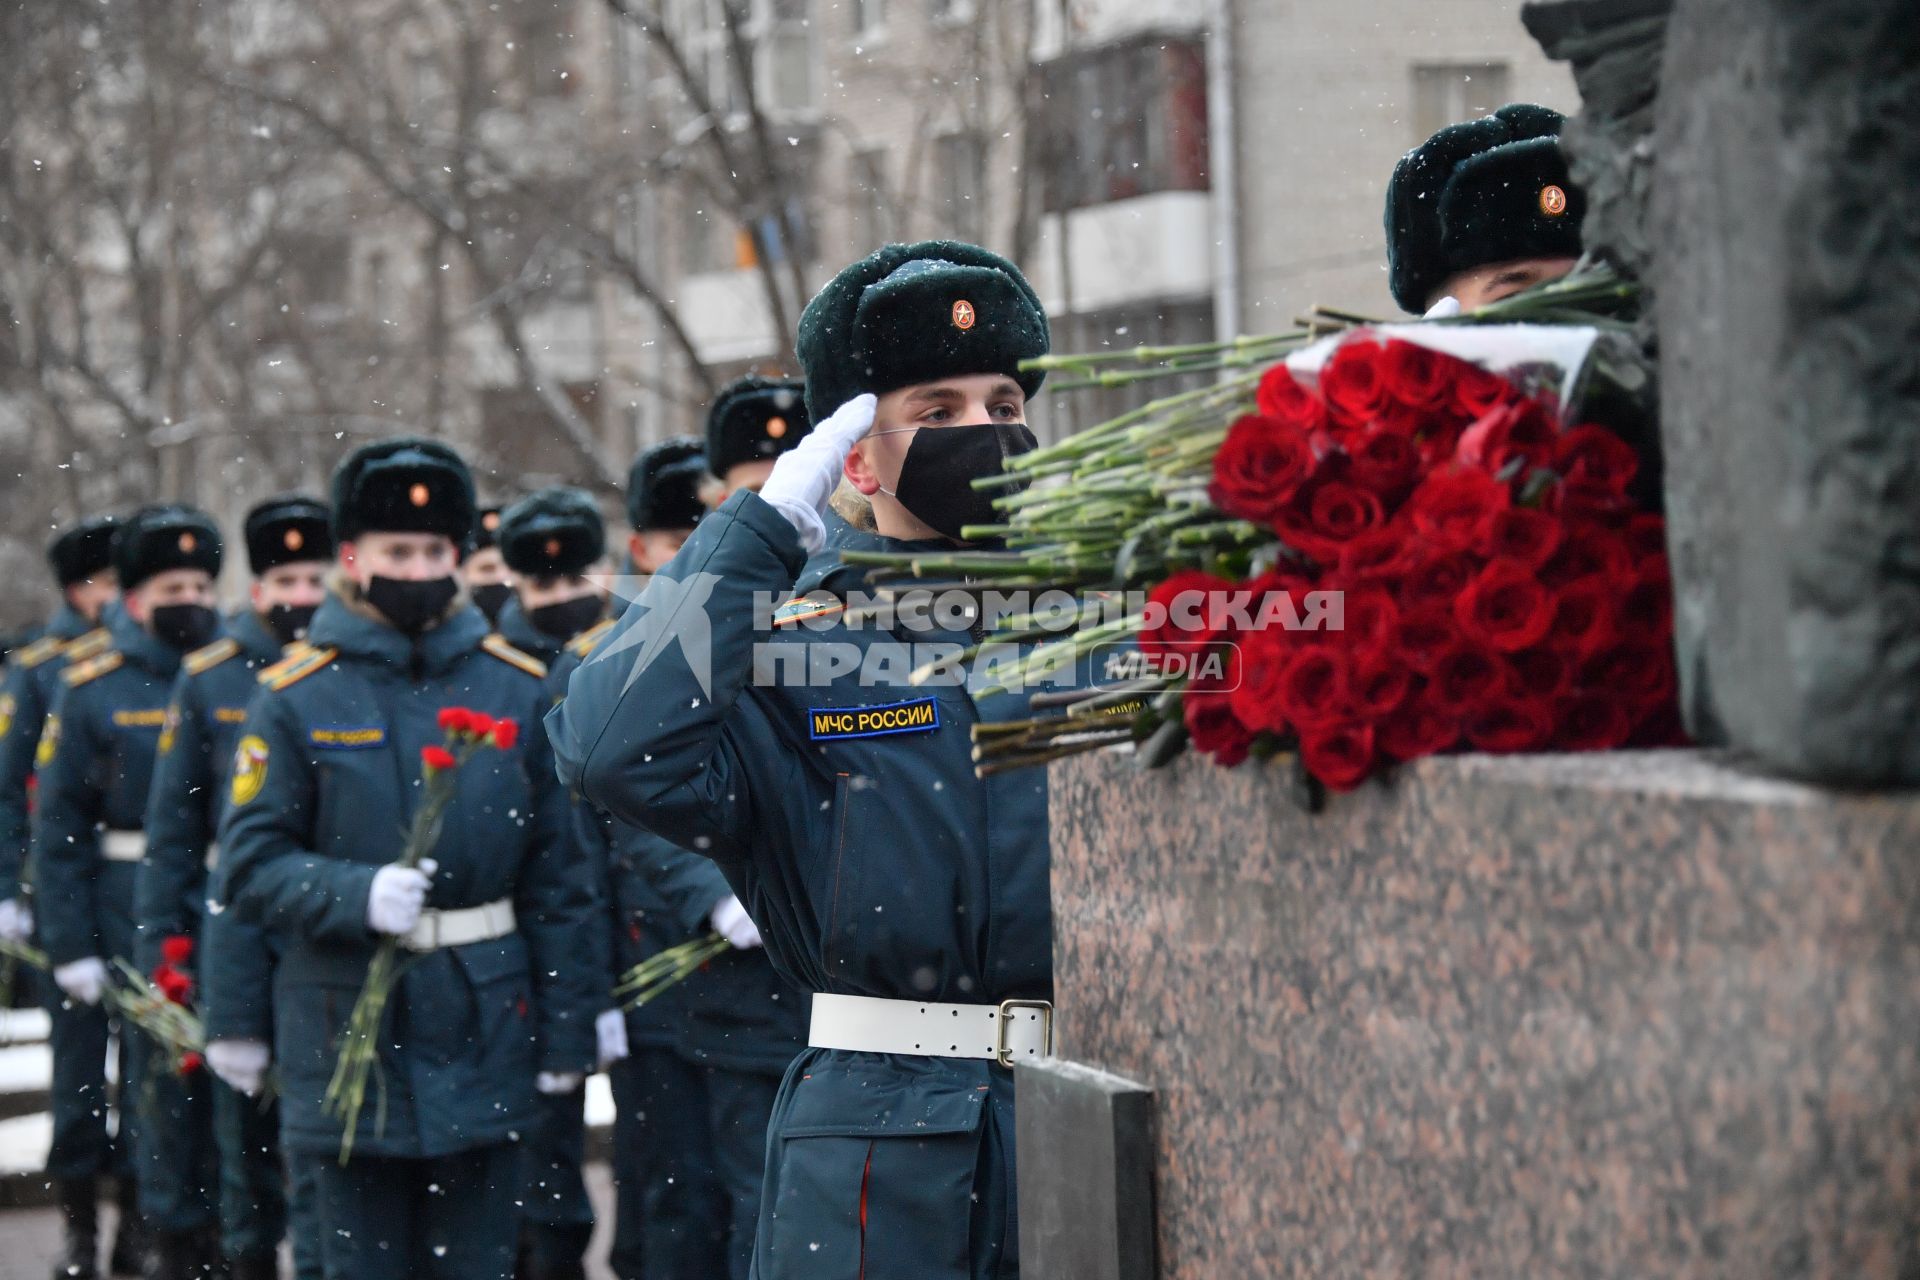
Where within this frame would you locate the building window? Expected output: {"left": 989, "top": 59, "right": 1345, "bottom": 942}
{"left": 851, "top": 0, "right": 886, "bottom": 36}
{"left": 1410, "top": 62, "right": 1512, "bottom": 142}
{"left": 1034, "top": 33, "right": 1209, "bottom": 214}
{"left": 931, "top": 131, "right": 986, "bottom": 243}
{"left": 667, "top": 0, "right": 817, "bottom": 118}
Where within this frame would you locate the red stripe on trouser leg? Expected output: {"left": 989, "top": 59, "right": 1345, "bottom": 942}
{"left": 858, "top": 1139, "right": 875, "bottom": 1280}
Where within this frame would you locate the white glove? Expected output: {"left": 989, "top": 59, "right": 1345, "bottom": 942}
{"left": 206, "top": 1039, "right": 272, "bottom": 1097}
{"left": 710, "top": 894, "right": 763, "bottom": 950}
{"left": 0, "top": 898, "right": 32, "bottom": 944}
{"left": 536, "top": 1070, "right": 584, "bottom": 1095}
{"left": 365, "top": 858, "right": 437, "bottom": 936}
{"left": 595, "top": 1007, "right": 630, "bottom": 1072}
{"left": 54, "top": 957, "right": 108, "bottom": 1006}
{"left": 1423, "top": 295, "right": 1463, "bottom": 319}
{"left": 758, "top": 394, "right": 877, "bottom": 553}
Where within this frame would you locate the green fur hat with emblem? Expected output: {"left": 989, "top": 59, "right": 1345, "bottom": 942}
{"left": 1384, "top": 103, "right": 1586, "bottom": 313}
{"left": 796, "top": 240, "right": 1051, "bottom": 420}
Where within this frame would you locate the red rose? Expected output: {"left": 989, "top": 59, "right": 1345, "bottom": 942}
{"left": 1551, "top": 693, "right": 1633, "bottom": 751}
{"left": 1378, "top": 690, "right": 1460, "bottom": 760}
{"left": 1317, "top": 339, "right": 1392, "bottom": 431}
{"left": 1465, "top": 697, "right": 1554, "bottom": 753}
{"left": 160, "top": 935, "right": 194, "bottom": 967}
{"left": 1452, "top": 363, "right": 1518, "bottom": 419}
{"left": 1456, "top": 399, "right": 1558, "bottom": 472}
{"left": 1255, "top": 363, "right": 1328, "bottom": 434}
{"left": 1582, "top": 643, "right": 1677, "bottom": 711}
{"left": 1617, "top": 565, "right": 1674, "bottom": 639}
{"left": 1226, "top": 628, "right": 1292, "bottom": 735}
{"left": 1541, "top": 525, "right": 1635, "bottom": 588}
{"left": 421, "top": 745, "right": 457, "bottom": 772}
{"left": 1428, "top": 646, "right": 1510, "bottom": 712}
{"left": 1476, "top": 507, "right": 1563, "bottom": 570}
{"left": 1409, "top": 468, "right": 1511, "bottom": 552}
{"left": 1208, "top": 414, "right": 1316, "bottom": 524}
{"left": 1334, "top": 585, "right": 1399, "bottom": 650}
{"left": 1338, "top": 527, "right": 1412, "bottom": 582}
{"left": 1379, "top": 339, "right": 1454, "bottom": 410}
{"left": 1185, "top": 680, "right": 1255, "bottom": 767}
{"left": 490, "top": 720, "right": 520, "bottom": 751}
{"left": 1553, "top": 424, "right": 1639, "bottom": 510}
{"left": 1346, "top": 429, "right": 1420, "bottom": 501}
{"left": 1350, "top": 657, "right": 1412, "bottom": 718}
{"left": 1141, "top": 571, "right": 1235, "bottom": 657}
{"left": 1510, "top": 648, "right": 1574, "bottom": 701}
{"left": 1275, "top": 645, "right": 1351, "bottom": 730}
{"left": 1455, "top": 559, "right": 1555, "bottom": 652}
{"left": 1396, "top": 550, "right": 1479, "bottom": 612}
{"left": 1391, "top": 605, "right": 1458, "bottom": 674}
{"left": 437, "top": 707, "right": 473, "bottom": 735}
{"left": 1630, "top": 700, "right": 1690, "bottom": 748}
{"left": 1624, "top": 514, "right": 1668, "bottom": 565}
{"left": 1544, "top": 576, "right": 1617, "bottom": 660}
{"left": 1300, "top": 720, "right": 1377, "bottom": 792}
{"left": 1308, "top": 481, "right": 1384, "bottom": 545}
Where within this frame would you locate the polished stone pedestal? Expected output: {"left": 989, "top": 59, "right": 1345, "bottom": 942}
{"left": 1041, "top": 748, "right": 1920, "bottom": 1278}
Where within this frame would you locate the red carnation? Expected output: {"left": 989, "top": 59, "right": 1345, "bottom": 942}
{"left": 1380, "top": 339, "right": 1454, "bottom": 410}
{"left": 1255, "top": 364, "right": 1328, "bottom": 434}
{"left": 1300, "top": 720, "right": 1377, "bottom": 792}
{"left": 1476, "top": 507, "right": 1563, "bottom": 570}
{"left": 1141, "top": 571, "right": 1235, "bottom": 657}
{"left": 160, "top": 935, "right": 194, "bottom": 967}
{"left": 1275, "top": 645, "right": 1351, "bottom": 730}
{"left": 1346, "top": 429, "right": 1420, "bottom": 500}
{"left": 437, "top": 707, "right": 473, "bottom": 735}
{"left": 1318, "top": 339, "right": 1393, "bottom": 431}
{"left": 490, "top": 719, "right": 520, "bottom": 751}
{"left": 1378, "top": 691, "right": 1460, "bottom": 760}
{"left": 1409, "top": 469, "right": 1511, "bottom": 553}
{"left": 1428, "top": 647, "right": 1510, "bottom": 712}
{"left": 1455, "top": 559, "right": 1555, "bottom": 653}
{"left": 178, "top": 1051, "right": 204, "bottom": 1077}
{"left": 155, "top": 967, "right": 193, "bottom": 1005}
{"left": 1464, "top": 697, "right": 1554, "bottom": 753}
{"left": 1185, "top": 679, "right": 1255, "bottom": 768}
{"left": 1209, "top": 414, "right": 1316, "bottom": 524}
{"left": 421, "top": 745, "right": 457, "bottom": 773}
{"left": 1552, "top": 693, "right": 1633, "bottom": 751}
{"left": 467, "top": 712, "right": 497, "bottom": 737}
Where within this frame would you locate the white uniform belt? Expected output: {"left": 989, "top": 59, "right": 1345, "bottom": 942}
{"left": 101, "top": 830, "right": 146, "bottom": 863}
{"left": 401, "top": 898, "right": 516, "bottom": 953}
{"left": 807, "top": 993, "right": 1053, "bottom": 1066}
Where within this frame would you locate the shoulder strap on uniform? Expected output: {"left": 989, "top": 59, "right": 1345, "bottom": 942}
{"left": 482, "top": 633, "right": 549, "bottom": 679}
{"left": 260, "top": 646, "right": 337, "bottom": 692}
{"left": 14, "top": 635, "right": 63, "bottom": 670}
{"left": 183, "top": 636, "right": 242, "bottom": 676}
{"left": 62, "top": 650, "right": 124, "bottom": 688}
{"left": 565, "top": 618, "right": 616, "bottom": 659}
{"left": 771, "top": 593, "right": 846, "bottom": 629}
{"left": 63, "top": 628, "right": 113, "bottom": 663}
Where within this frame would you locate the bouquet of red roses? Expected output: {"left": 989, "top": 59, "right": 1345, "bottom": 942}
{"left": 1161, "top": 333, "right": 1678, "bottom": 789}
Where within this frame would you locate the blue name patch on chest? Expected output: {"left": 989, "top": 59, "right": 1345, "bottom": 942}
{"left": 809, "top": 697, "right": 941, "bottom": 741}
{"left": 309, "top": 725, "right": 387, "bottom": 750}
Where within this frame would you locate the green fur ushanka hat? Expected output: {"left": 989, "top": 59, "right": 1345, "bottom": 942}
{"left": 498, "top": 486, "right": 606, "bottom": 577}
{"left": 796, "top": 240, "right": 1050, "bottom": 420}
{"left": 1384, "top": 103, "right": 1586, "bottom": 313}
{"left": 330, "top": 437, "right": 477, "bottom": 544}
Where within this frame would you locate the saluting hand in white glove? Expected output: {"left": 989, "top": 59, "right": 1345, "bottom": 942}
{"left": 710, "top": 894, "right": 763, "bottom": 951}
{"left": 366, "top": 858, "right": 437, "bottom": 936}
{"left": 757, "top": 394, "right": 877, "bottom": 554}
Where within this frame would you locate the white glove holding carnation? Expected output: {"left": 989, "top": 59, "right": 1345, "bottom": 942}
{"left": 54, "top": 957, "right": 108, "bottom": 1006}
{"left": 365, "top": 858, "right": 437, "bottom": 936}
{"left": 710, "top": 894, "right": 763, "bottom": 951}
{"left": 758, "top": 394, "right": 877, "bottom": 553}
{"left": 207, "top": 1039, "right": 272, "bottom": 1096}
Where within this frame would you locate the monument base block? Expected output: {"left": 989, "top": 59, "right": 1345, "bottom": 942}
{"left": 1044, "top": 748, "right": 1920, "bottom": 1278}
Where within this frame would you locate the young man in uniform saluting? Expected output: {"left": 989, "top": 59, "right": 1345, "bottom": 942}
{"left": 144, "top": 495, "right": 333, "bottom": 1280}
{"left": 551, "top": 241, "right": 1065, "bottom": 1280}
{"left": 215, "top": 439, "right": 600, "bottom": 1280}
{"left": 36, "top": 505, "right": 227, "bottom": 1279}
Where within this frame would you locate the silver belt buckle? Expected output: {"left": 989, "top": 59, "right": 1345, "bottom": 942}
{"left": 995, "top": 998, "right": 1053, "bottom": 1066}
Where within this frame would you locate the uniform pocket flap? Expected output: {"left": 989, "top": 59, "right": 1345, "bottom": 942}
{"left": 451, "top": 934, "right": 530, "bottom": 987}
{"left": 778, "top": 1055, "right": 991, "bottom": 1140}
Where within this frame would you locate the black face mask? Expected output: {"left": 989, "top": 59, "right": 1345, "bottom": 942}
{"left": 529, "top": 594, "right": 605, "bottom": 641}
{"left": 262, "top": 603, "right": 318, "bottom": 648}
{"left": 470, "top": 581, "right": 514, "bottom": 626}
{"left": 366, "top": 575, "right": 459, "bottom": 635}
{"left": 882, "top": 422, "right": 1039, "bottom": 543}
{"left": 150, "top": 604, "right": 221, "bottom": 652}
